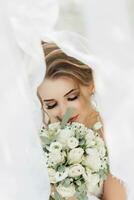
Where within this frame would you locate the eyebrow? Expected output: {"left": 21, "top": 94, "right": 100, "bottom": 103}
{"left": 43, "top": 88, "right": 78, "bottom": 102}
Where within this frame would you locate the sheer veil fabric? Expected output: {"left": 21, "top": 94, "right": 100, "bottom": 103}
{"left": 0, "top": 0, "right": 134, "bottom": 199}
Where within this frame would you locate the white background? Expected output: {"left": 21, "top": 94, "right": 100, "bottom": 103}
{"left": 0, "top": 0, "right": 134, "bottom": 199}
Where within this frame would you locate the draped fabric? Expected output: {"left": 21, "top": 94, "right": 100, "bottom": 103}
{"left": 0, "top": 0, "right": 134, "bottom": 199}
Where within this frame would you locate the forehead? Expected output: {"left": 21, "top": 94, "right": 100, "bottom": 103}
{"left": 38, "top": 77, "right": 78, "bottom": 99}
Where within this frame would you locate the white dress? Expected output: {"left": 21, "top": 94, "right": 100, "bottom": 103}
{"left": 1, "top": 0, "right": 134, "bottom": 199}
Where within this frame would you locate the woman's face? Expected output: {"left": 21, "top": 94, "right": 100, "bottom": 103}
{"left": 37, "top": 76, "right": 94, "bottom": 127}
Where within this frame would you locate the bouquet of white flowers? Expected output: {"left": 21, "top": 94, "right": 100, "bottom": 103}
{"left": 39, "top": 108, "right": 109, "bottom": 200}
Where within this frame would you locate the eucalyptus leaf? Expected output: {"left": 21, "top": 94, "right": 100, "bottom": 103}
{"left": 54, "top": 191, "right": 62, "bottom": 200}
{"left": 49, "top": 195, "right": 55, "bottom": 200}
{"left": 99, "top": 169, "right": 108, "bottom": 180}
{"left": 76, "top": 180, "right": 82, "bottom": 186}
{"left": 57, "top": 165, "right": 66, "bottom": 172}
{"left": 78, "top": 184, "right": 86, "bottom": 193}
{"left": 61, "top": 107, "right": 76, "bottom": 129}
{"left": 75, "top": 191, "right": 88, "bottom": 200}
{"left": 74, "top": 176, "right": 81, "bottom": 181}
{"left": 62, "top": 178, "right": 71, "bottom": 187}
{"left": 40, "top": 136, "right": 51, "bottom": 145}
{"left": 79, "top": 139, "right": 85, "bottom": 145}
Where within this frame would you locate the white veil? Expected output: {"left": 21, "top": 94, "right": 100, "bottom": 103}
{"left": 1, "top": 0, "right": 134, "bottom": 199}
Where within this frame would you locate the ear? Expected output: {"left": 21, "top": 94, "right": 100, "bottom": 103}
{"left": 88, "top": 81, "right": 95, "bottom": 95}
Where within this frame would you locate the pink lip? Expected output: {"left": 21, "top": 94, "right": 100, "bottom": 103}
{"left": 68, "top": 114, "right": 79, "bottom": 123}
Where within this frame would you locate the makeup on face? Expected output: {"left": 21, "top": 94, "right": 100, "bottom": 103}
{"left": 43, "top": 88, "right": 80, "bottom": 110}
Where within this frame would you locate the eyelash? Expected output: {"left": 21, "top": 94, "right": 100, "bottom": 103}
{"left": 46, "top": 94, "right": 80, "bottom": 110}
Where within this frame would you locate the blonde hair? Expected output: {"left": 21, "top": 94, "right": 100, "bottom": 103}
{"left": 41, "top": 41, "right": 94, "bottom": 86}
{"left": 37, "top": 41, "right": 104, "bottom": 134}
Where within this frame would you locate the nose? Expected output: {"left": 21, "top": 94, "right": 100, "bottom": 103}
{"left": 57, "top": 103, "right": 68, "bottom": 120}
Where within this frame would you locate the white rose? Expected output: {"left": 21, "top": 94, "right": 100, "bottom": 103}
{"left": 87, "top": 129, "right": 95, "bottom": 138}
{"left": 87, "top": 194, "right": 100, "bottom": 200}
{"left": 55, "top": 168, "right": 68, "bottom": 182}
{"left": 49, "top": 142, "right": 62, "bottom": 152}
{"left": 48, "top": 150, "right": 63, "bottom": 166}
{"left": 67, "top": 137, "right": 79, "bottom": 149}
{"left": 48, "top": 168, "right": 56, "bottom": 183}
{"left": 68, "top": 164, "right": 85, "bottom": 177}
{"left": 68, "top": 148, "right": 84, "bottom": 164}
{"left": 48, "top": 122, "right": 60, "bottom": 130}
{"left": 92, "top": 121, "right": 102, "bottom": 131}
{"left": 40, "top": 128, "right": 49, "bottom": 137}
{"left": 83, "top": 149, "right": 101, "bottom": 171}
{"left": 56, "top": 184, "right": 76, "bottom": 198}
{"left": 96, "top": 137, "right": 106, "bottom": 158}
{"left": 85, "top": 172, "right": 100, "bottom": 194}
{"left": 85, "top": 130, "right": 95, "bottom": 147}
{"left": 88, "top": 172, "right": 100, "bottom": 186}
{"left": 57, "top": 129, "right": 74, "bottom": 148}
{"left": 70, "top": 122, "right": 87, "bottom": 136}
{"left": 86, "top": 172, "right": 103, "bottom": 197}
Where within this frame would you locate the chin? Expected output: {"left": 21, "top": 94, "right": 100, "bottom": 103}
{"left": 77, "top": 118, "right": 84, "bottom": 124}
{"left": 79, "top": 117, "right": 87, "bottom": 126}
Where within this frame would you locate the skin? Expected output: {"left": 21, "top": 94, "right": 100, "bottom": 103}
{"left": 37, "top": 76, "right": 127, "bottom": 200}
{"left": 38, "top": 76, "right": 96, "bottom": 127}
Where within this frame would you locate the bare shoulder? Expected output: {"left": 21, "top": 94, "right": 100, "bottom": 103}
{"left": 93, "top": 114, "right": 127, "bottom": 199}
{"left": 102, "top": 173, "right": 127, "bottom": 200}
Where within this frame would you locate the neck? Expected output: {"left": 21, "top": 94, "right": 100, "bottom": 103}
{"left": 85, "top": 107, "right": 99, "bottom": 128}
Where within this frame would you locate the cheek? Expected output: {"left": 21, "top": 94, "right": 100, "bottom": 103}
{"left": 70, "top": 101, "right": 82, "bottom": 111}
{"left": 47, "top": 109, "right": 57, "bottom": 117}
{"left": 71, "top": 96, "right": 89, "bottom": 113}
{"left": 46, "top": 109, "right": 59, "bottom": 123}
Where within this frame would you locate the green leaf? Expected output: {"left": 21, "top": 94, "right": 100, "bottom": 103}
{"left": 49, "top": 195, "right": 55, "bottom": 200}
{"left": 75, "top": 191, "right": 88, "bottom": 200}
{"left": 99, "top": 169, "right": 108, "bottom": 180}
{"left": 57, "top": 165, "right": 66, "bottom": 172}
{"left": 54, "top": 191, "right": 62, "bottom": 200}
{"left": 40, "top": 136, "right": 51, "bottom": 145}
{"left": 78, "top": 184, "right": 86, "bottom": 193}
{"left": 76, "top": 180, "right": 82, "bottom": 186}
{"left": 61, "top": 107, "right": 76, "bottom": 129}
{"left": 79, "top": 139, "right": 85, "bottom": 145}
{"left": 62, "top": 178, "right": 71, "bottom": 187}
{"left": 74, "top": 176, "right": 81, "bottom": 181}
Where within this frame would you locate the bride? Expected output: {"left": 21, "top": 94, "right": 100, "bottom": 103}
{"left": 1, "top": 0, "right": 134, "bottom": 199}
{"left": 37, "top": 41, "right": 127, "bottom": 200}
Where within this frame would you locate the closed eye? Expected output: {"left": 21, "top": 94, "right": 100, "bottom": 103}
{"left": 68, "top": 94, "right": 79, "bottom": 101}
{"left": 45, "top": 103, "right": 57, "bottom": 110}
{"left": 45, "top": 94, "right": 80, "bottom": 110}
